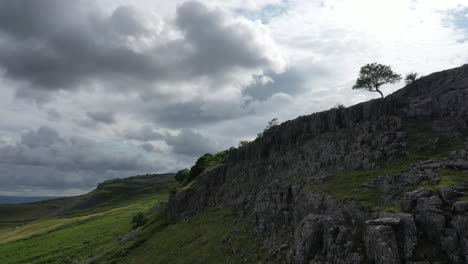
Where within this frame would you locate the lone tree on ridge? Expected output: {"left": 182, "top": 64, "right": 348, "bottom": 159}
{"left": 352, "top": 63, "right": 401, "bottom": 98}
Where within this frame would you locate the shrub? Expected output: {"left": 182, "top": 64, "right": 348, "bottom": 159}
{"left": 334, "top": 103, "right": 345, "bottom": 110}
{"left": 175, "top": 168, "right": 190, "bottom": 183}
{"left": 404, "top": 72, "right": 419, "bottom": 84}
{"left": 185, "top": 151, "right": 227, "bottom": 184}
{"left": 238, "top": 140, "right": 250, "bottom": 147}
{"left": 132, "top": 212, "right": 148, "bottom": 229}
{"left": 169, "top": 186, "right": 178, "bottom": 195}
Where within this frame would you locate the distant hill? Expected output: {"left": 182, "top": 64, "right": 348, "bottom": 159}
{"left": 0, "top": 196, "right": 64, "bottom": 205}
{"left": 0, "top": 173, "right": 175, "bottom": 225}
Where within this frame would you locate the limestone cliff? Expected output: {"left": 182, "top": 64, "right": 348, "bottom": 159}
{"left": 166, "top": 65, "right": 468, "bottom": 263}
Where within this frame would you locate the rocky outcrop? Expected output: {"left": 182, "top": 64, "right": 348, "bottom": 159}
{"left": 166, "top": 65, "right": 468, "bottom": 263}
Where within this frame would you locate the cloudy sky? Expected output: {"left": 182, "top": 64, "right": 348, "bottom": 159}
{"left": 0, "top": 0, "right": 467, "bottom": 196}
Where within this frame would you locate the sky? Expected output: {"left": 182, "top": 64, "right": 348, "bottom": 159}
{"left": 0, "top": 0, "right": 467, "bottom": 196}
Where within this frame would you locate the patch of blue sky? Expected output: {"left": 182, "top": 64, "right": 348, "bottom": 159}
{"left": 442, "top": 7, "right": 468, "bottom": 43}
{"left": 235, "top": 1, "right": 288, "bottom": 23}
{"left": 452, "top": 8, "right": 468, "bottom": 29}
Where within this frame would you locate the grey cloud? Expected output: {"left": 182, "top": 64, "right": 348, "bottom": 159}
{"left": 46, "top": 109, "right": 62, "bottom": 121}
{"left": 150, "top": 102, "right": 242, "bottom": 128}
{"left": 0, "top": 0, "right": 285, "bottom": 100}
{"left": 0, "top": 0, "right": 165, "bottom": 92}
{"left": 86, "top": 111, "right": 116, "bottom": 124}
{"left": 125, "top": 126, "right": 221, "bottom": 156}
{"left": 20, "top": 126, "right": 64, "bottom": 149}
{"left": 0, "top": 127, "right": 167, "bottom": 191}
{"left": 110, "top": 6, "right": 153, "bottom": 37}
{"left": 140, "top": 142, "right": 157, "bottom": 152}
{"left": 165, "top": 129, "right": 221, "bottom": 156}
{"left": 175, "top": 1, "right": 283, "bottom": 76}
{"left": 124, "top": 126, "right": 164, "bottom": 141}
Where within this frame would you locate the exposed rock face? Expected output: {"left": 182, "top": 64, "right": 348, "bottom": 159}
{"left": 166, "top": 65, "right": 468, "bottom": 263}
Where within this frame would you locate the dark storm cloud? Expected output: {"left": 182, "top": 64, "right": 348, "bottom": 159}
{"left": 0, "top": 0, "right": 163, "bottom": 92}
{"left": 0, "top": 0, "right": 284, "bottom": 99}
{"left": 0, "top": 127, "right": 165, "bottom": 190}
{"left": 86, "top": 111, "right": 116, "bottom": 124}
{"left": 0, "top": 0, "right": 164, "bottom": 91}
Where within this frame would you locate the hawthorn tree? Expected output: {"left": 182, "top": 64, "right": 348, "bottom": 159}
{"left": 352, "top": 63, "right": 401, "bottom": 98}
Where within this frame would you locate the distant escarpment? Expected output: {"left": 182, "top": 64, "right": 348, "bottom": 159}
{"left": 166, "top": 65, "right": 468, "bottom": 263}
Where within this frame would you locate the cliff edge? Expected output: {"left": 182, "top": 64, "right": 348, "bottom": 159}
{"left": 167, "top": 65, "right": 468, "bottom": 264}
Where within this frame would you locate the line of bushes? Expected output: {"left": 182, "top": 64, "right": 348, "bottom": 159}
{"left": 174, "top": 151, "right": 227, "bottom": 186}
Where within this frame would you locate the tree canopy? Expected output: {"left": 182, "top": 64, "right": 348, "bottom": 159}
{"left": 352, "top": 63, "right": 401, "bottom": 98}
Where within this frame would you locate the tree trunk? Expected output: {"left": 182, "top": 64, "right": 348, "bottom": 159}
{"left": 375, "top": 87, "right": 384, "bottom": 98}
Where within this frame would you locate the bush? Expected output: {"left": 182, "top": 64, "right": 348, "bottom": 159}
{"left": 175, "top": 168, "right": 190, "bottom": 183}
{"left": 169, "top": 186, "right": 178, "bottom": 195}
{"left": 404, "top": 72, "right": 419, "bottom": 84}
{"left": 132, "top": 212, "right": 148, "bottom": 229}
{"left": 333, "top": 103, "right": 345, "bottom": 110}
{"left": 183, "top": 151, "right": 227, "bottom": 184}
{"left": 238, "top": 140, "right": 250, "bottom": 147}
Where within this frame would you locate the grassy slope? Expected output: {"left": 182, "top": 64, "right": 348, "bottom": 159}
{"left": 0, "top": 203, "right": 139, "bottom": 244}
{"left": 0, "top": 200, "right": 156, "bottom": 264}
{"left": 93, "top": 207, "right": 272, "bottom": 264}
{"left": 0, "top": 176, "right": 177, "bottom": 264}
{"left": 0, "top": 171, "right": 270, "bottom": 264}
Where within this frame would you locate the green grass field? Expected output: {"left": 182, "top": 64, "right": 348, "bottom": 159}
{"left": 0, "top": 179, "right": 269, "bottom": 264}
{"left": 93, "top": 207, "right": 272, "bottom": 264}
{"left": 0, "top": 175, "right": 177, "bottom": 264}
